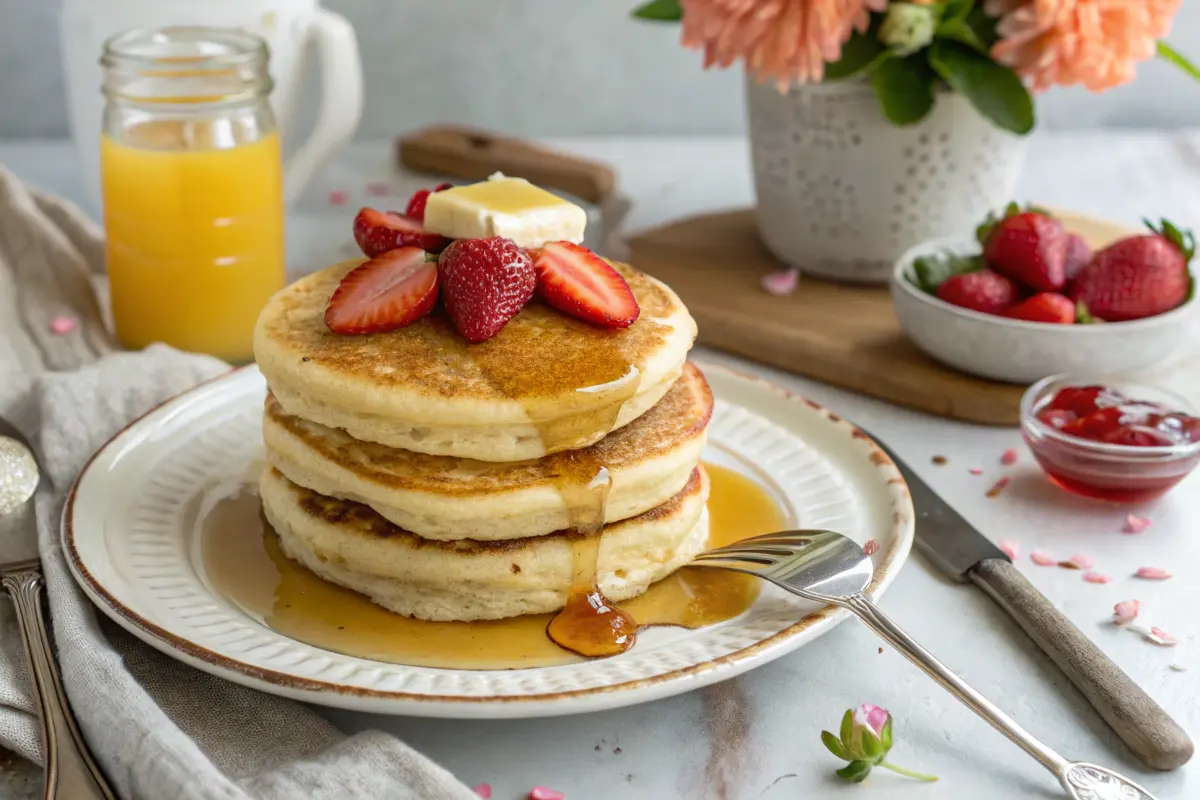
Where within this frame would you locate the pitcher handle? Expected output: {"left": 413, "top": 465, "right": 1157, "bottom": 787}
{"left": 283, "top": 8, "right": 363, "bottom": 204}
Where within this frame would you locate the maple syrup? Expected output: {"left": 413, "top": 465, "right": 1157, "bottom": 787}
{"left": 200, "top": 461, "right": 786, "bottom": 670}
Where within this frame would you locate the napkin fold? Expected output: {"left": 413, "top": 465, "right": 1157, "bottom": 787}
{"left": 0, "top": 163, "right": 479, "bottom": 800}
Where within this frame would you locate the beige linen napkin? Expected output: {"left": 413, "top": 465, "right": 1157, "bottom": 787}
{"left": 0, "top": 163, "right": 479, "bottom": 800}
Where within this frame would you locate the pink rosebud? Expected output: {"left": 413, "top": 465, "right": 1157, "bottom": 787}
{"left": 968, "top": 467, "right": 983, "bottom": 476}
{"left": 863, "top": 539, "right": 880, "bottom": 556}
{"left": 529, "top": 788, "right": 566, "bottom": 800}
{"left": 473, "top": 785, "right": 493, "bottom": 799}
{"left": 761, "top": 268, "right": 799, "bottom": 296}
{"left": 1000, "top": 448, "right": 1019, "bottom": 465}
{"left": 1134, "top": 567, "right": 1172, "bottom": 580}
{"left": 1082, "top": 571, "right": 1112, "bottom": 584}
{"left": 852, "top": 703, "right": 889, "bottom": 740}
{"left": 1147, "top": 627, "right": 1178, "bottom": 647}
{"left": 49, "top": 315, "right": 78, "bottom": 335}
{"left": 1122, "top": 514, "right": 1152, "bottom": 534}
{"left": 998, "top": 539, "right": 1019, "bottom": 560}
{"left": 1113, "top": 600, "right": 1140, "bottom": 625}
{"left": 1030, "top": 549, "right": 1057, "bottom": 566}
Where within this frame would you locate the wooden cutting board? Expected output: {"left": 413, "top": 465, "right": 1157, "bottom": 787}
{"left": 629, "top": 209, "right": 1129, "bottom": 426}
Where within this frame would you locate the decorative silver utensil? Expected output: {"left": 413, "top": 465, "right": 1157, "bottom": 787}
{"left": 692, "top": 530, "right": 1159, "bottom": 800}
{"left": 0, "top": 420, "right": 115, "bottom": 800}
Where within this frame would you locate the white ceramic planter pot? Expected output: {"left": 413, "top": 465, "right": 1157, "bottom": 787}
{"left": 746, "top": 74, "right": 1029, "bottom": 283}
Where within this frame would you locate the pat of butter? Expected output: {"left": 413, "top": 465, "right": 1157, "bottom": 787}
{"left": 422, "top": 175, "right": 587, "bottom": 248}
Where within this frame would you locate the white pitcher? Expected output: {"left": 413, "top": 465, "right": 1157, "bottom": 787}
{"left": 60, "top": 0, "right": 363, "bottom": 207}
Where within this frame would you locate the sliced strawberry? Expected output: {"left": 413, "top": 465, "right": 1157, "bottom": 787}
{"left": 1002, "top": 292, "right": 1076, "bottom": 323}
{"left": 324, "top": 247, "right": 438, "bottom": 335}
{"left": 532, "top": 242, "right": 640, "bottom": 328}
{"left": 353, "top": 207, "right": 449, "bottom": 258}
{"left": 404, "top": 182, "right": 453, "bottom": 223}
{"left": 438, "top": 237, "right": 536, "bottom": 343}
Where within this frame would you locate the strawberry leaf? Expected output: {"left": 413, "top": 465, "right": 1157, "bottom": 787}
{"left": 975, "top": 201, "right": 1023, "bottom": 246}
{"left": 630, "top": 0, "right": 683, "bottom": 21}
{"left": 912, "top": 252, "right": 984, "bottom": 294}
{"left": 870, "top": 53, "right": 937, "bottom": 125}
{"left": 1144, "top": 218, "right": 1196, "bottom": 262}
{"left": 1075, "top": 301, "right": 1098, "bottom": 324}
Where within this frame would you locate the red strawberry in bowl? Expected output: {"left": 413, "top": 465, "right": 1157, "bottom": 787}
{"left": 1003, "top": 292, "right": 1076, "bottom": 324}
{"left": 438, "top": 237, "right": 536, "bottom": 343}
{"left": 980, "top": 210, "right": 1069, "bottom": 292}
{"left": 934, "top": 269, "right": 1018, "bottom": 315}
{"left": 1068, "top": 219, "right": 1195, "bottom": 322}
{"left": 532, "top": 242, "right": 641, "bottom": 328}
{"left": 353, "top": 208, "right": 450, "bottom": 258}
{"left": 324, "top": 247, "right": 438, "bottom": 335}
{"left": 1063, "top": 233, "right": 1092, "bottom": 280}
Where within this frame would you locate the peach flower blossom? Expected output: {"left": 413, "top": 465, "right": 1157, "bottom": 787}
{"left": 984, "top": 0, "right": 1181, "bottom": 92}
{"left": 681, "top": 0, "right": 888, "bottom": 88}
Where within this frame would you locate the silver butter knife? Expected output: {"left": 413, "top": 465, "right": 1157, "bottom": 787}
{"left": 872, "top": 435, "right": 1193, "bottom": 772}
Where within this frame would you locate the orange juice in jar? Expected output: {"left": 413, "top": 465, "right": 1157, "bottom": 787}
{"left": 100, "top": 27, "right": 285, "bottom": 363}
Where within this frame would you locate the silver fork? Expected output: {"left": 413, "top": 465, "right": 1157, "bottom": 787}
{"left": 692, "top": 530, "right": 1158, "bottom": 800}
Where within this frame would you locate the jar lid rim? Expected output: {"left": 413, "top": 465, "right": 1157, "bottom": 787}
{"left": 101, "top": 26, "right": 268, "bottom": 69}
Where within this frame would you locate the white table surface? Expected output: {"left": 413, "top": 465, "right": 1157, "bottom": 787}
{"left": 3, "top": 133, "right": 1199, "bottom": 800}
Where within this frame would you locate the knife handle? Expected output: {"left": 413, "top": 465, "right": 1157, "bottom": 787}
{"left": 396, "top": 126, "right": 615, "bottom": 203}
{"left": 969, "top": 557, "right": 1193, "bottom": 771}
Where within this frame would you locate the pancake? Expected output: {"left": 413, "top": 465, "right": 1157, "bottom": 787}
{"left": 264, "top": 362, "right": 712, "bottom": 541}
{"left": 253, "top": 258, "right": 697, "bottom": 462}
{"left": 260, "top": 466, "right": 711, "bottom": 622}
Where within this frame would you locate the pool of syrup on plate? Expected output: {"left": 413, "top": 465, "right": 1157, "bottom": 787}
{"left": 201, "top": 461, "right": 788, "bottom": 670}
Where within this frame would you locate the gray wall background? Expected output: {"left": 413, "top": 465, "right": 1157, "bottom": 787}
{"left": 4, "top": 0, "right": 1200, "bottom": 139}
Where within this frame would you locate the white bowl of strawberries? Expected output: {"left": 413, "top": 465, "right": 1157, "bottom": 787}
{"left": 890, "top": 206, "right": 1197, "bottom": 384}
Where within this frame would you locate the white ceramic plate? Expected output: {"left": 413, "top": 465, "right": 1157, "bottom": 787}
{"left": 63, "top": 362, "right": 913, "bottom": 718}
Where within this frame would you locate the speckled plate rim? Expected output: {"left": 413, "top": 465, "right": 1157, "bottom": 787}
{"left": 62, "top": 361, "right": 914, "bottom": 718}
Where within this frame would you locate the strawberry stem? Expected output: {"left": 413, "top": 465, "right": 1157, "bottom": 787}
{"left": 1144, "top": 217, "right": 1197, "bottom": 262}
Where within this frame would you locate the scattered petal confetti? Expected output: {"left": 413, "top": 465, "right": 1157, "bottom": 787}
{"left": 968, "top": 467, "right": 983, "bottom": 476}
{"left": 1059, "top": 553, "right": 1094, "bottom": 570}
{"left": 931, "top": 455, "right": 948, "bottom": 465}
{"left": 1000, "top": 448, "right": 1019, "bottom": 465}
{"left": 1135, "top": 567, "right": 1172, "bottom": 580}
{"left": 328, "top": 190, "right": 349, "bottom": 205}
{"left": 999, "top": 539, "right": 1019, "bottom": 560}
{"left": 1113, "top": 600, "right": 1140, "bottom": 625}
{"left": 761, "top": 267, "right": 800, "bottom": 296}
{"left": 1147, "top": 627, "right": 1178, "bottom": 647}
{"left": 1030, "top": 550, "right": 1057, "bottom": 566}
{"left": 1123, "top": 514, "right": 1152, "bottom": 534}
{"left": 366, "top": 182, "right": 390, "bottom": 196}
{"left": 49, "top": 315, "right": 77, "bottom": 335}
{"left": 529, "top": 788, "right": 566, "bottom": 800}
{"left": 1169, "top": 664, "right": 1187, "bottom": 672}
{"left": 1083, "top": 571, "right": 1112, "bottom": 584}
{"left": 473, "top": 785, "right": 493, "bottom": 799}
{"left": 1127, "top": 622, "right": 1152, "bottom": 637}
{"left": 863, "top": 539, "right": 880, "bottom": 556}
{"left": 986, "top": 476, "right": 1011, "bottom": 498}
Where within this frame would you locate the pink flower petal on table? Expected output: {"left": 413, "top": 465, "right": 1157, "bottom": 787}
{"left": 49, "top": 316, "right": 77, "bottom": 335}
{"left": 1123, "top": 514, "right": 1152, "bottom": 534}
{"left": 472, "top": 785, "right": 493, "bottom": 799}
{"left": 366, "top": 182, "right": 390, "bottom": 196}
{"left": 1000, "top": 448, "right": 1019, "bottom": 465}
{"left": 1147, "top": 627, "right": 1178, "bottom": 646}
{"left": 968, "top": 467, "right": 984, "bottom": 476}
{"left": 999, "top": 539, "right": 1019, "bottom": 560}
{"left": 1030, "top": 550, "right": 1057, "bottom": 566}
{"left": 863, "top": 539, "right": 880, "bottom": 556}
{"left": 986, "top": 476, "right": 1011, "bottom": 498}
{"left": 760, "top": 268, "right": 799, "bottom": 296}
{"left": 1059, "top": 553, "right": 1094, "bottom": 570}
{"left": 328, "top": 190, "right": 349, "bottom": 205}
{"left": 529, "top": 788, "right": 566, "bottom": 800}
{"left": 1083, "top": 571, "right": 1112, "bottom": 584}
{"left": 1135, "top": 567, "right": 1172, "bottom": 580}
{"left": 1113, "top": 599, "right": 1140, "bottom": 625}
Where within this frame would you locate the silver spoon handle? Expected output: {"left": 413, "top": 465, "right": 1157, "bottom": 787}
{"left": 842, "top": 591, "right": 1068, "bottom": 776}
{"left": 1, "top": 569, "right": 115, "bottom": 800}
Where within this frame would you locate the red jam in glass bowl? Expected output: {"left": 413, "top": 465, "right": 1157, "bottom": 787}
{"left": 1021, "top": 376, "right": 1200, "bottom": 503}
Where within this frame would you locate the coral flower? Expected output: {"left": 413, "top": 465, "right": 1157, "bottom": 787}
{"left": 681, "top": 0, "right": 888, "bottom": 88}
{"left": 984, "top": 0, "right": 1181, "bottom": 92}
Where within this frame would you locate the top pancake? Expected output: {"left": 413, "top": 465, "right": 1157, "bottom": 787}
{"left": 253, "top": 258, "right": 697, "bottom": 461}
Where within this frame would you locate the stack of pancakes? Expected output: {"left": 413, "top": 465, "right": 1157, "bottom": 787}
{"left": 253, "top": 258, "right": 710, "bottom": 622}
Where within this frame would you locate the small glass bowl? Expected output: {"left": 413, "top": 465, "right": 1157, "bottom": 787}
{"left": 1021, "top": 374, "right": 1200, "bottom": 503}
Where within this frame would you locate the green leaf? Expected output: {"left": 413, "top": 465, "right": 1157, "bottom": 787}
{"left": 940, "top": 0, "right": 974, "bottom": 24}
{"left": 631, "top": 0, "right": 683, "bottom": 21}
{"left": 881, "top": 716, "right": 894, "bottom": 752}
{"left": 929, "top": 40, "right": 1034, "bottom": 134}
{"left": 912, "top": 253, "right": 985, "bottom": 294}
{"left": 963, "top": 5, "right": 1000, "bottom": 49}
{"left": 1144, "top": 217, "right": 1197, "bottom": 261}
{"left": 839, "top": 710, "right": 854, "bottom": 748}
{"left": 861, "top": 730, "right": 883, "bottom": 760}
{"left": 1075, "top": 301, "right": 1097, "bottom": 325}
{"left": 937, "top": 19, "right": 989, "bottom": 55}
{"left": 826, "top": 16, "right": 890, "bottom": 81}
{"left": 1157, "top": 41, "right": 1200, "bottom": 84}
{"left": 870, "top": 53, "right": 937, "bottom": 126}
{"left": 822, "top": 730, "right": 850, "bottom": 761}
{"left": 836, "top": 760, "right": 874, "bottom": 783}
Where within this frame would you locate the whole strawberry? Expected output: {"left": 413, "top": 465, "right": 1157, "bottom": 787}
{"left": 981, "top": 210, "right": 1069, "bottom": 292}
{"left": 1063, "top": 233, "right": 1092, "bottom": 280}
{"left": 1069, "top": 219, "right": 1195, "bottom": 322}
{"left": 935, "top": 269, "right": 1019, "bottom": 315}
{"left": 438, "top": 237, "right": 535, "bottom": 343}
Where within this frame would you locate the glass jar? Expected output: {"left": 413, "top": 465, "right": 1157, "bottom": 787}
{"left": 100, "top": 27, "right": 285, "bottom": 363}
